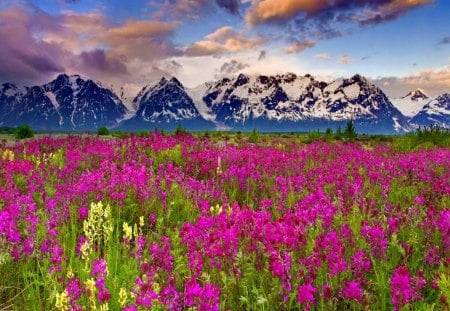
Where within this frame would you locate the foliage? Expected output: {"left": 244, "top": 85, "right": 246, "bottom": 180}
{"left": 14, "top": 124, "right": 34, "bottom": 139}
{"left": 97, "top": 126, "right": 110, "bottom": 136}
{"left": 343, "top": 120, "right": 357, "bottom": 141}
{"left": 248, "top": 128, "right": 259, "bottom": 143}
{"left": 0, "top": 134, "right": 448, "bottom": 310}
{"left": 395, "top": 125, "right": 450, "bottom": 151}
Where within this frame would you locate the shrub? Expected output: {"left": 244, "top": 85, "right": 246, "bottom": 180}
{"left": 248, "top": 128, "right": 259, "bottom": 143}
{"left": 175, "top": 124, "right": 186, "bottom": 136}
{"left": 343, "top": 120, "right": 357, "bottom": 141}
{"left": 14, "top": 125, "right": 34, "bottom": 139}
{"left": 395, "top": 125, "right": 450, "bottom": 151}
{"left": 97, "top": 127, "right": 110, "bottom": 136}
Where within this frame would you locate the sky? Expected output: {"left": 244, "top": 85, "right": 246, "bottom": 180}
{"left": 0, "top": 0, "right": 449, "bottom": 98}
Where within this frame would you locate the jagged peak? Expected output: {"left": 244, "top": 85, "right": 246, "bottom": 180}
{"left": 234, "top": 73, "right": 250, "bottom": 87}
{"left": 169, "top": 77, "right": 184, "bottom": 89}
{"left": 350, "top": 74, "right": 368, "bottom": 83}
{"left": 403, "top": 88, "right": 428, "bottom": 100}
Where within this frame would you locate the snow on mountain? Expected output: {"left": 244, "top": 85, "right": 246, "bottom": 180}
{"left": 0, "top": 74, "right": 128, "bottom": 130}
{"left": 120, "top": 77, "right": 216, "bottom": 131}
{"left": 411, "top": 93, "right": 450, "bottom": 128}
{"left": 2, "top": 73, "right": 446, "bottom": 133}
{"left": 200, "top": 73, "right": 410, "bottom": 133}
{"left": 391, "top": 88, "right": 430, "bottom": 117}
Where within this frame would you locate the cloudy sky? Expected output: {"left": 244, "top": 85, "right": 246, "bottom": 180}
{"left": 0, "top": 0, "right": 449, "bottom": 98}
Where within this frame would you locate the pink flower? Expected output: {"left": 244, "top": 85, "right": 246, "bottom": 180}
{"left": 342, "top": 280, "right": 364, "bottom": 303}
{"left": 390, "top": 266, "right": 414, "bottom": 310}
{"left": 297, "top": 283, "right": 317, "bottom": 305}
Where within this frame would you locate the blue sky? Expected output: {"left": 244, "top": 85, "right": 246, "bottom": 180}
{"left": 0, "top": 0, "right": 448, "bottom": 97}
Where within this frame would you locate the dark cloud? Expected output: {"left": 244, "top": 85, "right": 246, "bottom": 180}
{"left": 361, "top": 56, "right": 370, "bottom": 60}
{"left": 438, "top": 36, "right": 450, "bottom": 45}
{"left": 258, "top": 50, "right": 267, "bottom": 61}
{"left": 0, "top": 7, "right": 66, "bottom": 84}
{"left": 15, "top": 50, "right": 65, "bottom": 73}
{"left": 216, "top": 0, "right": 240, "bottom": 15}
{"left": 151, "top": 0, "right": 241, "bottom": 20}
{"left": 219, "top": 60, "right": 249, "bottom": 74}
{"left": 77, "top": 49, "right": 128, "bottom": 75}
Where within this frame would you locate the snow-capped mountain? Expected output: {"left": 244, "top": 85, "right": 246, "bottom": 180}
{"left": 411, "top": 93, "right": 450, "bottom": 128}
{"left": 392, "top": 88, "right": 429, "bottom": 118}
{"left": 197, "top": 73, "right": 410, "bottom": 133}
{"left": 0, "top": 74, "right": 128, "bottom": 131}
{"left": 1, "top": 72, "right": 447, "bottom": 133}
{"left": 119, "top": 77, "right": 215, "bottom": 131}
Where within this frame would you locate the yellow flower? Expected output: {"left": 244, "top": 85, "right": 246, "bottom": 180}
{"left": 118, "top": 287, "right": 129, "bottom": 307}
{"left": 123, "top": 222, "right": 133, "bottom": 241}
{"left": 55, "top": 290, "right": 69, "bottom": 311}
{"left": 139, "top": 216, "right": 145, "bottom": 228}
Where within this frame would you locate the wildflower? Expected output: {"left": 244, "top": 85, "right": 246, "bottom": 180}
{"left": 297, "top": 283, "right": 317, "bottom": 306}
{"left": 55, "top": 290, "right": 70, "bottom": 311}
{"left": 119, "top": 287, "right": 129, "bottom": 307}
{"left": 123, "top": 222, "right": 133, "bottom": 242}
{"left": 342, "top": 280, "right": 364, "bottom": 303}
{"left": 92, "top": 258, "right": 108, "bottom": 277}
{"left": 390, "top": 266, "right": 414, "bottom": 310}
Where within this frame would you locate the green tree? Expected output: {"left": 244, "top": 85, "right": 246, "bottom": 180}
{"left": 97, "top": 126, "right": 110, "bottom": 136}
{"left": 14, "top": 125, "right": 34, "bottom": 139}
{"left": 249, "top": 128, "right": 259, "bottom": 143}
{"left": 343, "top": 120, "right": 357, "bottom": 141}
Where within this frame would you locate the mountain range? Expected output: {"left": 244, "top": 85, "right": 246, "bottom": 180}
{"left": 0, "top": 73, "right": 448, "bottom": 134}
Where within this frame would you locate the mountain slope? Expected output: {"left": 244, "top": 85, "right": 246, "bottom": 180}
{"left": 198, "top": 73, "right": 410, "bottom": 133}
{"left": 120, "top": 77, "right": 216, "bottom": 131}
{"left": 411, "top": 93, "right": 450, "bottom": 128}
{"left": 0, "top": 74, "right": 128, "bottom": 131}
{"left": 391, "top": 88, "right": 429, "bottom": 118}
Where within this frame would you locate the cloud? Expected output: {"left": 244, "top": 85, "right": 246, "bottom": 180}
{"left": 150, "top": 0, "right": 241, "bottom": 20}
{"left": 371, "top": 65, "right": 450, "bottom": 97}
{"left": 216, "top": 0, "right": 241, "bottom": 15}
{"left": 0, "top": 2, "right": 183, "bottom": 97}
{"left": 315, "top": 53, "right": 330, "bottom": 60}
{"left": 246, "top": 0, "right": 433, "bottom": 54}
{"left": 185, "top": 41, "right": 226, "bottom": 57}
{"left": 438, "top": 36, "right": 450, "bottom": 45}
{"left": 283, "top": 40, "right": 315, "bottom": 54}
{"left": 246, "top": 0, "right": 433, "bottom": 26}
{"left": 219, "top": 59, "right": 250, "bottom": 74}
{"left": 258, "top": 50, "right": 267, "bottom": 61}
{"left": 185, "top": 26, "right": 265, "bottom": 57}
{"left": 339, "top": 54, "right": 353, "bottom": 64}
{"left": 0, "top": 6, "right": 67, "bottom": 84}
{"left": 352, "top": 0, "right": 434, "bottom": 25}
{"left": 75, "top": 49, "right": 128, "bottom": 75}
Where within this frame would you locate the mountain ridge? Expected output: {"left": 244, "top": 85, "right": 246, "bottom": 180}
{"left": 1, "top": 73, "right": 448, "bottom": 132}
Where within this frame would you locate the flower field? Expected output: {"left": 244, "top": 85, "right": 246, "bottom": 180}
{"left": 0, "top": 133, "right": 449, "bottom": 310}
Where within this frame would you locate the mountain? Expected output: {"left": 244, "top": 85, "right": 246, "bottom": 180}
{"left": 119, "top": 77, "right": 216, "bottom": 131}
{"left": 197, "top": 73, "right": 410, "bottom": 133}
{"left": 3, "top": 72, "right": 446, "bottom": 133}
{"left": 391, "top": 88, "right": 429, "bottom": 118}
{"left": 411, "top": 93, "right": 450, "bottom": 128}
{"left": 0, "top": 74, "right": 128, "bottom": 131}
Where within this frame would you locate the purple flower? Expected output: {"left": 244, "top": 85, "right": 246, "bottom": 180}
{"left": 390, "top": 266, "right": 414, "bottom": 310}
{"left": 342, "top": 280, "right": 364, "bottom": 303}
{"left": 297, "top": 283, "right": 317, "bottom": 304}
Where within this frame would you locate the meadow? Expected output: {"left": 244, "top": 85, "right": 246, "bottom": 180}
{"left": 0, "top": 131, "right": 449, "bottom": 310}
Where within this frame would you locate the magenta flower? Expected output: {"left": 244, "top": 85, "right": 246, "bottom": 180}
{"left": 297, "top": 283, "right": 317, "bottom": 305}
{"left": 390, "top": 266, "right": 414, "bottom": 310}
{"left": 342, "top": 280, "right": 364, "bottom": 303}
